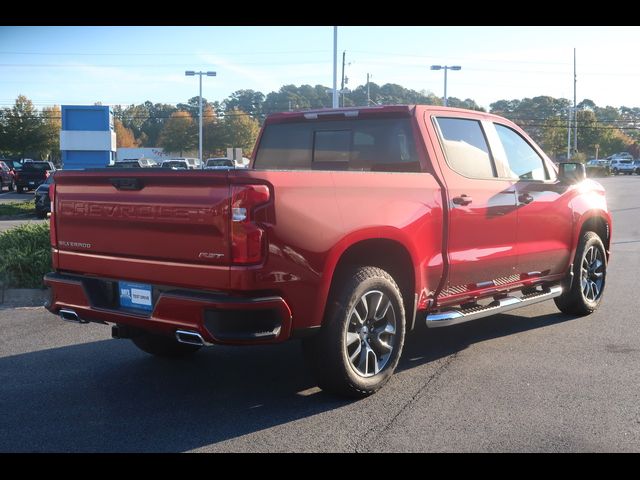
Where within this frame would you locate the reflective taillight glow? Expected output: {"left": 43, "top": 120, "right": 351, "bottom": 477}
{"left": 230, "top": 184, "right": 270, "bottom": 264}
{"left": 49, "top": 182, "right": 56, "bottom": 247}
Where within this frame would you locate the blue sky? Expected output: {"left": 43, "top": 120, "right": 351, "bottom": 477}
{"left": 0, "top": 26, "right": 638, "bottom": 110}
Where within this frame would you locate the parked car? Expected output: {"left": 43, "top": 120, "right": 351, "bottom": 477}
{"left": 607, "top": 152, "right": 634, "bottom": 161}
{"left": 1, "top": 159, "right": 22, "bottom": 178}
{"left": 34, "top": 171, "right": 55, "bottom": 218}
{"left": 168, "top": 157, "right": 203, "bottom": 169}
{"left": 204, "top": 157, "right": 234, "bottom": 170}
{"left": 0, "top": 160, "right": 15, "bottom": 191}
{"left": 136, "top": 158, "right": 159, "bottom": 168}
{"left": 161, "top": 160, "right": 189, "bottom": 170}
{"left": 15, "top": 161, "right": 55, "bottom": 193}
{"left": 112, "top": 160, "right": 144, "bottom": 168}
{"left": 609, "top": 158, "right": 635, "bottom": 175}
{"left": 585, "top": 159, "right": 610, "bottom": 177}
{"left": 45, "top": 105, "right": 612, "bottom": 398}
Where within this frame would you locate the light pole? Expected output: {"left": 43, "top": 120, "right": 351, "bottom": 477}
{"left": 430, "top": 65, "right": 461, "bottom": 107}
{"left": 185, "top": 70, "right": 216, "bottom": 163}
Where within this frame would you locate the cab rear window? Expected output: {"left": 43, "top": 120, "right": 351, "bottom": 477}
{"left": 254, "top": 117, "right": 421, "bottom": 172}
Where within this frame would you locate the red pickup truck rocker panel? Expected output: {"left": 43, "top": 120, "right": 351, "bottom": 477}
{"left": 44, "top": 105, "right": 612, "bottom": 397}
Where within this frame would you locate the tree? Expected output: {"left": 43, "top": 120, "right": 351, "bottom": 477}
{"left": 221, "top": 109, "right": 260, "bottom": 155}
{"left": 223, "top": 89, "right": 265, "bottom": 117}
{"left": 114, "top": 119, "right": 139, "bottom": 147}
{"left": 41, "top": 105, "right": 61, "bottom": 162}
{"left": 158, "top": 111, "right": 197, "bottom": 156}
{"left": 202, "top": 105, "right": 225, "bottom": 157}
{"left": 539, "top": 116, "right": 568, "bottom": 160}
{"left": 1, "top": 95, "right": 48, "bottom": 159}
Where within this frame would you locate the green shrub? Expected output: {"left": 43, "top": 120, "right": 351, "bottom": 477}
{"left": 0, "top": 223, "right": 51, "bottom": 288}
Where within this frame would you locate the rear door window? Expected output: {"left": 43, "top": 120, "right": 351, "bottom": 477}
{"left": 434, "top": 117, "right": 496, "bottom": 179}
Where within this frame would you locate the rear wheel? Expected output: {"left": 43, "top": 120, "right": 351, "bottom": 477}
{"left": 8, "top": 179, "right": 15, "bottom": 191}
{"left": 131, "top": 330, "right": 201, "bottom": 358}
{"left": 16, "top": 186, "right": 23, "bottom": 193}
{"left": 302, "top": 266, "right": 406, "bottom": 398}
{"left": 554, "top": 231, "right": 607, "bottom": 315}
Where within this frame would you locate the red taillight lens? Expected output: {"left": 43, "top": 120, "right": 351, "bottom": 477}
{"left": 230, "top": 184, "right": 270, "bottom": 264}
{"left": 49, "top": 182, "right": 57, "bottom": 247}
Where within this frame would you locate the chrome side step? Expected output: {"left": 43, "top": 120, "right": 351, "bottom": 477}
{"left": 425, "top": 285, "right": 563, "bottom": 328}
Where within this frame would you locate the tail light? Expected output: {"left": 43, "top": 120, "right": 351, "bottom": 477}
{"left": 230, "top": 184, "right": 270, "bottom": 264}
{"left": 49, "top": 182, "right": 57, "bottom": 247}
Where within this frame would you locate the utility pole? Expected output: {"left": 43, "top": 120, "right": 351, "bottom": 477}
{"left": 332, "top": 27, "right": 338, "bottom": 108}
{"left": 367, "top": 73, "right": 371, "bottom": 106}
{"left": 573, "top": 48, "right": 578, "bottom": 156}
{"left": 567, "top": 106, "right": 572, "bottom": 160}
{"left": 341, "top": 51, "right": 346, "bottom": 107}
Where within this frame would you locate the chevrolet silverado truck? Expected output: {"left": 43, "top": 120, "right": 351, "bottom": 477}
{"left": 44, "top": 105, "right": 611, "bottom": 397}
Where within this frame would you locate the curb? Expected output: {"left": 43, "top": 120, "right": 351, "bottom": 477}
{"left": 0, "top": 288, "right": 48, "bottom": 309}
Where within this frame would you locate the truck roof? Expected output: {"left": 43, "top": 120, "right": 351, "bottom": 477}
{"left": 264, "top": 105, "right": 511, "bottom": 125}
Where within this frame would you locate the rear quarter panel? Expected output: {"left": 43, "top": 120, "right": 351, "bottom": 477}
{"left": 231, "top": 168, "right": 444, "bottom": 329}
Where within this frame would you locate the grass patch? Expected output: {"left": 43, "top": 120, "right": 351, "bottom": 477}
{"left": 0, "top": 223, "right": 51, "bottom": 288}
{"left": 0, "top": 200, "right": 35, "bottom": 218}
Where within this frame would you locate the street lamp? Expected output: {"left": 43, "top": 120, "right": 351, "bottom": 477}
{"left": 185, "top": 70, "right": 217, "bottom": 163}
{"left": 430, "top": 65, "right": 461, "bottom": 107}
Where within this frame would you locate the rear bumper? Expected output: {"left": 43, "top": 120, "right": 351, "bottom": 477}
{"left": 44, "top": 272, "right": 293, "bottom": 345}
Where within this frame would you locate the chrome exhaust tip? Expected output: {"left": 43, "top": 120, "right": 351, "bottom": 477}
{"left": 175, "top": 330, "right": 206, "bottom": 346}
{"left": 59, "top": 309, "right": 89, "bottom": 324}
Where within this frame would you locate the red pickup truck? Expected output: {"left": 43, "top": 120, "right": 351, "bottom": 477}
{"left": 44, "top": 105, "right": 611, "bottom": 397}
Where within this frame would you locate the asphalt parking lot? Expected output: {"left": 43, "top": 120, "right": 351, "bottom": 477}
{"left": 1, "top": 175, "right": 639, "bottom": 452}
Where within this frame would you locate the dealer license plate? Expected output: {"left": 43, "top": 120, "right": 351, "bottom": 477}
{"left": 118, "top": 281, "right": 153, "bottom": 311}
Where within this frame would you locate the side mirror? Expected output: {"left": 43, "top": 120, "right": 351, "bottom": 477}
{"left": 558, "top": 162, "right": 586, "bottom": 184}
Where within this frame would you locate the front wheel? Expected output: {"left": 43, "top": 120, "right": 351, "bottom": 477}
{"left": 131, "top": 330, "right": 201, "bottom": 358}
{"left": 302, "top": 266, "right": 406, "bottom": 398}
{"left": 554, "top": 231, "right": 607, "bottom": 315}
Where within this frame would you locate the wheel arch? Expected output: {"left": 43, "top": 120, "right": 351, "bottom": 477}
{"left": 319, "top": 234, "right": 418, "bottom": 331}
{"left": 577, "top": 212, "right": 611, "bottom": 256}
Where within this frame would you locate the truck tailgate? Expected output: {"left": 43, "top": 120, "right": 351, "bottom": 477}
{"left": 53, "top": 170, "right": 232, "bottom": 289}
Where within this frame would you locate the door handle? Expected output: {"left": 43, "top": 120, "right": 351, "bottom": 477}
{"left": 518, "top": 193, "right": 534, "bottom": 205}
{"left": 452, "top": 194, "right": 473, "bottom": 206}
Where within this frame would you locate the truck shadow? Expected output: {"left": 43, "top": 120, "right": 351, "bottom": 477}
{"left": 0, "top": 310, "right": 577, "bottom": 452}
{"left": 399, "top": 311, "right": 579, "bottom": 371}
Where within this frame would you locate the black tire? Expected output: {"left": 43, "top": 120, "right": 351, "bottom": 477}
{"left": 8, "top": 179, "right": 15, "bottom": 191}
{"left": 554, "top": 231, "right": 607, "bottom": 316}
{"left": 302, "top": 266, "right": 406, "bottom": 398}
{"left": 16, "top": 186, "right": 23, "bottom": 193}
{"left": 131, "top": 330, "right": 201, "bottom": 358}
{"left": 612, "top": 168, "right": 618, "bottom": 175}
